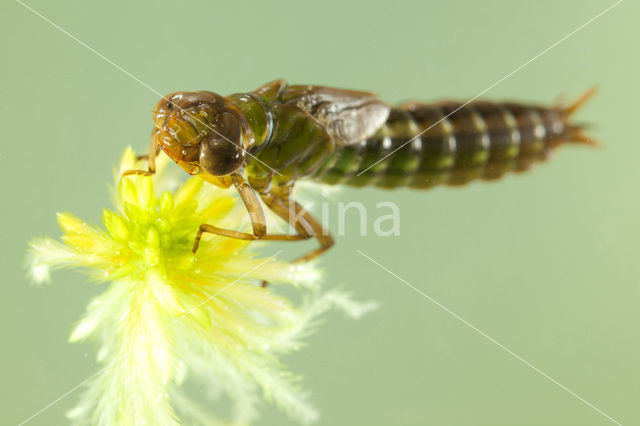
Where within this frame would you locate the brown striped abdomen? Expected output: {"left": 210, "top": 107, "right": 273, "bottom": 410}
{"left": 312, "top": 100, "right": 584, "bottom": 189}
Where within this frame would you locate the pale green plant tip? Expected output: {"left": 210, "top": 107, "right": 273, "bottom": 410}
{"left": 26, "top": 147, "right": 377, "bottom": 425}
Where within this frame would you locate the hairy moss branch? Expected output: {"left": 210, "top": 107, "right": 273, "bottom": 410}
{"left": 27, "top": 148, "right": 377, "bottom": 425}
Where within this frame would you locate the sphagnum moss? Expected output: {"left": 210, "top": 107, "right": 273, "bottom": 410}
{"left": 27, "top": 148, "right": 377, "bottom": 426}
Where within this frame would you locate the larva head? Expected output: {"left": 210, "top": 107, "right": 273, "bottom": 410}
{"left": 152, "top": 91, "right": 254, "bottom": 181}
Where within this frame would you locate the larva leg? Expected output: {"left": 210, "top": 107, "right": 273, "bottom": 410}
{"left": 192, "top": 175, "right": 311, "bottom": 253}
{"left": 122, "top": 132, "right": 160, "bottom": 176}
{"left": 192, "top": 223, "right": 310, "bottom": 253}
{"left": 232, "top": 174, "right": 267, "bottom": 237}
{"left": 261, "top": 192, "right": 334, "bottom": 263}
{"left": 292, "top": 207, "right": 334, "bottom": 262}
{"left": 122, "top": 169, "right": 154, "bottom": 177}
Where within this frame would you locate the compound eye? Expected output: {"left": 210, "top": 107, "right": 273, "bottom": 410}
{"left": 153, "top": 94, "right": 179, "bottom": 127}
{"left": 198, "top": 113, "right": 245, "bottom": 176}
{"left": 199, "top": 135, "right": 245, "bottom": 176}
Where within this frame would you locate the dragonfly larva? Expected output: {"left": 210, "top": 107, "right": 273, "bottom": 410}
{"left": 124, "top": 80, "right": 596, "bottom": 262}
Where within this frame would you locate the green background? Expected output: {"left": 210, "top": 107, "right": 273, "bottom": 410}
{"left": 1, "top": 0, "right": 638, "bottom": 424}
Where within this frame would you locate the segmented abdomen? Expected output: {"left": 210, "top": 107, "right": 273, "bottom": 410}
{"left": 312, "top": 100, "right": 576, "bottom": 189}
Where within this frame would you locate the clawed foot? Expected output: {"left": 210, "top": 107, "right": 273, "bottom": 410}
{"left": 122, "top": 169, "right": 154, "bottom": 177}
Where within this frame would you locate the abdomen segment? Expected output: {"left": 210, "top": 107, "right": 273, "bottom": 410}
{"left": 312, "top": 95, "right": 594, "bottom": 190}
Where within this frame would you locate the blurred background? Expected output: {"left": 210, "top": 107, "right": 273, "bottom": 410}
{"left": 1, "top": 0, "right": 638, "bottom": 424}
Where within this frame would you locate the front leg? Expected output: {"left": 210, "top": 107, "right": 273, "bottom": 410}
{"left": 192, "top": 174, "right": 311, "bottom": 253}
{"left": 192, "top": 223, "right": 311, "bottom": 253}
{"left": 122, "top": 130, "right": 160, "bottom": 176}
